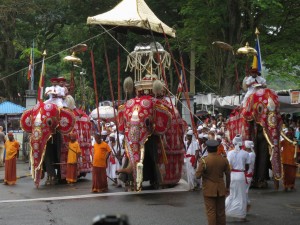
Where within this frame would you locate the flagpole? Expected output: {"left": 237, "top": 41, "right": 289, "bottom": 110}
{"left": 30, "top": 40, "right": 35, "bottom": 90}
{"left": 37, "top": 50, "right": 46, "bottom": 103}
{"left": 255, "top": 28, "right": 263, "bottom": 77}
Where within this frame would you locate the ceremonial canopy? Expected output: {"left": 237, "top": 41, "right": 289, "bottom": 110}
{"left": 87, "top": 0, "right": 176, "bottom": 38}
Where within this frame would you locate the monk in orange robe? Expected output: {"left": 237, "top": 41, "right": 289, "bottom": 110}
{"left": 216, "top": 135, "right": 227, "bottom": 157}
{"left": 281, "top": 131, "right": 298, "bottom": 191}
{"left": 4, "top": 132, "right": 20, "bottom": 185}
{"left": 66, "top": 133, "right": 81, "bottom": 184}
{"left": 92, "top": 132, "right": 111, "bottom": 193}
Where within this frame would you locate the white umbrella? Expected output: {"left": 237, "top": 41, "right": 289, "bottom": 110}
{"left": 90, "top": 106, "right": 116, "bottom": 119}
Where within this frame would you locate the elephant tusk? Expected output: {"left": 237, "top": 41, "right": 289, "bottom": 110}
{"left": 136, "top": 145, "right": 145, "bottom": 191}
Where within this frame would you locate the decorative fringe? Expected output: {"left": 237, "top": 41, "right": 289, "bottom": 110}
{"left": 152, "top": 80, "right": 164, "bottom": 97}
{"left": 123, "top": 77, "right": 134, "bottom": 95}
{"left": 160, "top": 136, "right": 168, "bottom": 164}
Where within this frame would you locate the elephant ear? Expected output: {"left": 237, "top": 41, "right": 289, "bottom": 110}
{"left": 58, "top": 108, "right": 76, "bottom": 134}
{"left": 20, "top": 109, "right": 33, "bottom": 133}
{"left": 153, "top": 103, "right": 171, "bottom": 135}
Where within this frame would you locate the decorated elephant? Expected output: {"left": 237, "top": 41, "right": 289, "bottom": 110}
{"left": 115, "top": 42, "right": 186, "bottom": 191}
{"left": 118, "top": 94, "right": 186, "bottom": 191}
{"left": 20, "top": 101, "right": 93, "bottom": 187}
{"left": 228, "top": 88, "right": 282, "bottom": 188}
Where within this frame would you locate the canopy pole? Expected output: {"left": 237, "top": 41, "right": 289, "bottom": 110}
{"left": 103, "top": 41, "right": 122, "bottom": 158}
{"left": 90, "top": 50, "right": 101, "bottom": 132}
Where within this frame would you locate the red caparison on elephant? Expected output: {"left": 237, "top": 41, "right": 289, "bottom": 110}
{"left": 228, "top": 88, "right": 282, "bottom": 188}
{"left": 117, "top": 77, "right": 186, "bottom": 191}
{"left": 20, "top": 101, "right": 92, "bottom": 187}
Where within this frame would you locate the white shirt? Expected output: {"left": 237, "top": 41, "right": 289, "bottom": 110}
{"left": 185, "top": 140, "right": 200, "bottom": 156}
{"left": 245, "top": 76, "right": 266, "bottom": 95}
{"left": 227, "top": 149, "right": 250, "bottom": 171}
{"left": 248, "top": 152, "right": 256, "bottom": 174}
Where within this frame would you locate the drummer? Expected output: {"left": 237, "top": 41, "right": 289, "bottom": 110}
{"left": 242, "top": 68, "right": 267, "bottom": 106}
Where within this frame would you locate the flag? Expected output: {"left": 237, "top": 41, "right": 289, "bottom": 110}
{"left": 37, "top": 51, "right": 46, "bottom": 102}
{"left": 177, "top": 71, "right": 184, "bottom": 93}
{"left": 27, "top": 48, "right": 33, "bottom": 80}
{"left": 255, "top": 37, "right": 262, "bottom": 73}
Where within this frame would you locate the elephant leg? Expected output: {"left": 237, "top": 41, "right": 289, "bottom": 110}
{"left": 52, "top": 133, "right": 62, "bottom": 181}
{"left": 44, "top": 139, "right": 57, "bottom": 185}
{"left": 143, "top": 136, "right": 161, "bottom": 189}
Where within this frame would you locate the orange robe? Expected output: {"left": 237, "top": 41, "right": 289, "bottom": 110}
{"left": 281, "top": 139, "right": 297, "bottom": 189}
{"left": 66, "top": 141, "right": 81, "bottom": 183}
{"left": 92, "top": 141, "right": 111, "bottom": 192}
{"left": 217, "top": 144, "right": 226, "bottom": 156}
{"left": 4, "top": 140, "right": 20, "bottom": 185}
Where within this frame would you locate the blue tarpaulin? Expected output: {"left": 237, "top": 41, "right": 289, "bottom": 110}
{"left": 0, "top": 101, "right": 25, "bottom": 115}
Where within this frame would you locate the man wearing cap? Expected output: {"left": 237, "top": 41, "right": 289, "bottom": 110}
{"left": 4, "top": 132, "right": 20, "bottom": 185}
{"left": 184, "top": 130, "right": 200, "bottom": 191}
{"left": 225, "top": 134, "right": 250, "bottom": 221}
{"left": 44, "top": 77, "right": 64, "bottom": 107}
{"left": 242, "top": 68, "right": 267, "bottom": 106}
{"left": 195, "top": 139, "right": 231, "bottom": 225}
{"left": 244, "top": 140, "right": 256, "bottom": 211}
{"left": 92, "top": 132, "right": 111, "bottom": 193}
{"left": 57, "top": 77, "right": 68, "bottom": 107}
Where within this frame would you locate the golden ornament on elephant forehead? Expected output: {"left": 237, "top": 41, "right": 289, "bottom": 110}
{"left": 236, "top": 42, "right": 257, "bottom": 56}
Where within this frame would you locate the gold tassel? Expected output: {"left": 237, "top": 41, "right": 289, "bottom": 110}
{"left": 160, "top": 136, "right": 168, "bottom": 165}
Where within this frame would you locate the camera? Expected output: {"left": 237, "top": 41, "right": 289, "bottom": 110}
{"left": 92, "top": 214, "right": 129, "bottom": 225}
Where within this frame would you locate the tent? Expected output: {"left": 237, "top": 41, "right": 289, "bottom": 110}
{"left": 194, "top": 91, "right": 300, "bottom": 114}
{"left": 0, "top": 101, "right": 26, "bottom": 133}
{"left": 86, "top": 0, "right": 176, "bottom": 38}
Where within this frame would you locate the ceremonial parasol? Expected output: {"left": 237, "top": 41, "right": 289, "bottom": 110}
{"left": 90, "top": 106, "right": 117, "bottom": 120}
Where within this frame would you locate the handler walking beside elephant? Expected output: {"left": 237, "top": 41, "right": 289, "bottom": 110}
{"left": 4, "top": 132, "right": 20, "bottom": 185}
{"left": 281, "top": 129, "right": 298, "bottom": 191}
{"left": 66, "top": 133, "right": 81, "bottom": 184}
{"left": 92, "top": 132, "right": 111, "bottom": 193}
{"left": 195, "top": 139, "right": 231, "bottom": 225}
{"left": 225, "top": 135, "right": 250, "bottom": 221}
{"left": 184, "top": 130, "right": 200, "bottom": 191}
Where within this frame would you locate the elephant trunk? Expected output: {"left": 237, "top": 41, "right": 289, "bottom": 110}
{"left": 30, "top": 131, "right": 52, "bottom": 187}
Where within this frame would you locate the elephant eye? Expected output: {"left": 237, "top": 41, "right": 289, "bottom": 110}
{"left": 46, "top": 118, "right": 53, "bottom": 127}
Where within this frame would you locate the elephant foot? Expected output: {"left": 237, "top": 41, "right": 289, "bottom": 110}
{"left": 150, "top": 181, "right": 160, "bottom": 190}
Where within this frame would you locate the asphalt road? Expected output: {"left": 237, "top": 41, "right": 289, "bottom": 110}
{"left": 0, "top": 162, "right": 300, "bottom": 225}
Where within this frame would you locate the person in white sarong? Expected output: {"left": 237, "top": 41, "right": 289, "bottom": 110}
{"left": 244, "top": 140, "right": 256, "bottom": 212}
{"left": 225, "top": 134, "right": 250, "bottom": 221}
{"left": 107, "top": 133, "right": 121, "bottom": 186}
{"left": 184, "top": 130, "right": 200, "bottom": 191}
{"left": 57, "top": 77, "right": 68, "bottom": 107}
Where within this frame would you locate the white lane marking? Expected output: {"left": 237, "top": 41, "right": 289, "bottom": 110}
{"left": 0, "top": 187, "right": 188, "bottom": 203}
{"left": 0, "top": 180, "right": 189, "bottom": 203}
